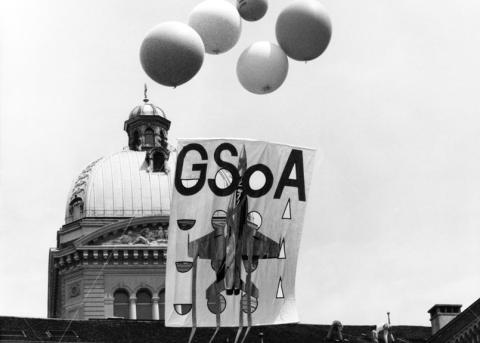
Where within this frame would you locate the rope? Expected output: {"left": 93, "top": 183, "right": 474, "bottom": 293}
{"left": 240, "top": 326, "right": 251, "bottom": 343}
{"left": 234, "top": 326, "right": 243, "bottom": 343}
{"left": 187, "top": 327, "right": 197, "bottom": 343}
{"left": 241, "top": 224, "right": 253, "bottom": 343}
{"left": 188, "top": 255, "right": 199, "bottom": 343}
{"left": 22, "top": 318, "right": 43, "bottom": 341}
{"left": 208, "top": 326, "right": 220, "bottom": 343}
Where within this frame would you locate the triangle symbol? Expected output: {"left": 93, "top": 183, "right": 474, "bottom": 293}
{"left": 276, "top": 278, "right": 284, "bottom": 299}
{"left": 278, "top": 239, "right": 286, "bottom": 259}
{"left": 282, "top": 199, "right": 291, "bottom": 219}
{"left": 288, "top": 167, "right": 296, "bottom": 179}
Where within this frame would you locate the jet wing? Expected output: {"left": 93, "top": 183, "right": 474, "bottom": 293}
{"left": 188, "top": 231, "right": 218, "bottom": 259}
{"left": 251, "top": 231, "right": 281, "bottom": 259}
{"left": 242, "top": 222, "right": 281, "bottom": 259}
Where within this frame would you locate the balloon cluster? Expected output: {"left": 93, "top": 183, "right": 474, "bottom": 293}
{"left": 140, "top": 0, "right": 331, "bottom": 94}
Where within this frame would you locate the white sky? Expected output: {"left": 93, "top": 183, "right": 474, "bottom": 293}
{"left": 1, "top": 0, "right": 479, "bottom": 326}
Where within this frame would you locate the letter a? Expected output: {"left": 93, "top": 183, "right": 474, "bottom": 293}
{"left": 274, "top": 149, "right": 306, "bottom": 201}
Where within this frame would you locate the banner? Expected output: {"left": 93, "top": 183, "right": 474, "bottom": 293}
{"left": 165, "top": 139, "right": 315, "bottom": 327}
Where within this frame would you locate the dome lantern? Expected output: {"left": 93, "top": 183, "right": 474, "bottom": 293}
{"left": 124, "top": 85, "right": 171, "bottom": 171}
{"left": 124, "top": 105, "right": 170, "bottom": 150}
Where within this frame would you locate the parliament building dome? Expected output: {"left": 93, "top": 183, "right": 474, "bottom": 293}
{"left": 49, "top": 89, "right": 173, "bottom": 320}
{"left": 65, "top": 86, "right": 172, "bottom": 224}
{"left": 65, "top": 149, "right": 173, "bottom": 223}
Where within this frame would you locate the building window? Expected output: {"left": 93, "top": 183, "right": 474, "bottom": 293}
{"left": 113, "top": 289, "right": 129, "bottom": 319}
{"left": 152, "top": 152, "right": 164, "bottom": 172}
{"left": 136, "top": 289, "right": 153, "bottom": 320}
{"left": 144, "top": 128, "right": 154, "bottom": 147}
{"left": 158, "top": 289, "right": 165, "bottom": 320}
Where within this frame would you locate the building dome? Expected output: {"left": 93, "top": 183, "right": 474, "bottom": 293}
{"left": 65, "top": 149, "right": 173, "bottom": 223}
{"left": 129, "top": 102, "right": 166, "bottom": 118}
{"left": 129, "top": 85, "right": 166, "bottom": 118}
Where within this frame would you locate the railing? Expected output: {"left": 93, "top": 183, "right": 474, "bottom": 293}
{"left": 65, "top": 208, "right": 170, "bottom": 223}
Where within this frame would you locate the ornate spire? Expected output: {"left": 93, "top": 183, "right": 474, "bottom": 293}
{"left": 143, "top": 83, "right": 149, "bottom": 103}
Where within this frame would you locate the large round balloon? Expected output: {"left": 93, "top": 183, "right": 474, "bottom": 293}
{"left": 236, "top": 41, "right": 288, "bottom": 94}
{"left": 276, "top": 0, "right": 332, "bottom": 61}
{"left": 189, "top": 0, "right": 242, "bottom": 54}
{"left": 237, "top": 0, "right": 268, "bottom": 21}
{"left": 140, "top": 22, "right": 205, "bottom": 87}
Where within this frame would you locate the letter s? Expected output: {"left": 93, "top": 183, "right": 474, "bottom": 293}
{"left": 208, "top": 143, "right": 240, "bottom": 196}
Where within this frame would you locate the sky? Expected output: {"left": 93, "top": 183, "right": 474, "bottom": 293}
{"left": 1, "top": 0, "right": 480, "bottom": 326}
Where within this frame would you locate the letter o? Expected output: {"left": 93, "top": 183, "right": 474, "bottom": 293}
{"left": 243, "top": 164, "right": 273, "bottom": 198}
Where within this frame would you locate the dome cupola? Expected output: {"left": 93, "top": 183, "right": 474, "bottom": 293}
{"left": 124, "top": 85, "right": 171, "bottom": 152}
{"left": 129, "top": 100, "right": 166, "bottom": 118}
{"left": 124, "top": 85, "right": 171, "bottom": 174}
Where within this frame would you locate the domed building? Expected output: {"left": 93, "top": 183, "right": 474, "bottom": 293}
{"left": 47, "top": 91, "right": 173, "bottom": 320}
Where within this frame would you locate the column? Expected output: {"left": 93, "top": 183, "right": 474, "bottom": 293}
{"left": 129, "top": 296, "right": 137, "bottom": 320}
{"left": 152, "top": 296, "right": 160, "bottom": 320}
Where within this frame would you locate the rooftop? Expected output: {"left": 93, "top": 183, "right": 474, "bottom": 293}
{"left": 0, "top": 316, "right": 430, "bottom": 343}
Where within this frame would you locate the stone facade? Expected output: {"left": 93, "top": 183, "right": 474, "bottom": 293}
{"left": 48, "top": 216, "right": 169, "bottom": 320}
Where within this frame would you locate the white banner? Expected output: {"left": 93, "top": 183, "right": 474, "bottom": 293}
{"left": 165, "top": 139, "right": 315, "bottom": 327}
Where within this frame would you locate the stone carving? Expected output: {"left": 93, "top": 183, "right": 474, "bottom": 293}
{"left": 68, "top": 197, "right": 84, "bottom": 216}
{"left": 69, "top": 158, "right": 101, "bottom": 204}
{"left": 69, "top": 282, "right": 81, "bottom": 298}
{"left": 101, "top": 226, "right": 169, "bottom": 246}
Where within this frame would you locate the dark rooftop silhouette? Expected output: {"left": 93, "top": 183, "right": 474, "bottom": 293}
{"left": 0, "top": 316, "right": 430, "bottom": 343}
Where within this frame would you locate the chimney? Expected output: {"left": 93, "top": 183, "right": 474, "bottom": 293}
{"left": 428, "top": 304, "right": 462, "bottom": 335}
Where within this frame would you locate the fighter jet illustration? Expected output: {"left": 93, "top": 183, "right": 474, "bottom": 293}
{"left": 187, "top": 145, "right": 281, "bottom": 313}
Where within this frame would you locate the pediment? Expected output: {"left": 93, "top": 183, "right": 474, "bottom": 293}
{"left": 74, "top": 216, "right": 169, "bottom": 247}
{"left": 96, "top": 225, "right": 168, "bottom": 246}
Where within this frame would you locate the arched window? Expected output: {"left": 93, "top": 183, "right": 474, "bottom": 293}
{"left": 158, "top": 289, "right": 165, "bottom": 320}
{"left": 113, "top": 289, "right": 129, "bottom": 319}
{"left": 144, "top": 128, "right": 154, "bottom": 147}
{"left": 152, "top": 152, "right": 164, "bottom": 172}
{"left": 136, "top": 289, "right": 153, "bottom": 320}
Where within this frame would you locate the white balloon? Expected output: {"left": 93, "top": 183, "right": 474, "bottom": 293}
{"left": 189, "top": 0, "right": 242, "bottom": 54}
{"left": 236, "top": 41, "right": 289, "bottom": 94}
